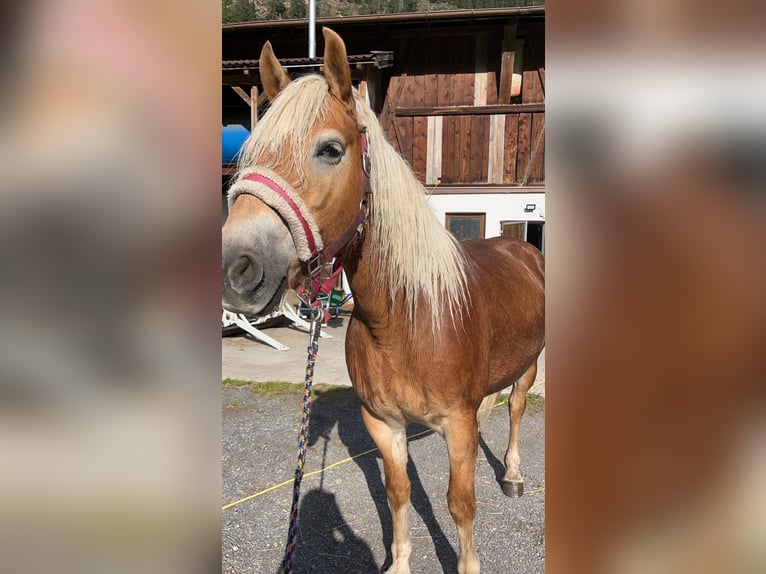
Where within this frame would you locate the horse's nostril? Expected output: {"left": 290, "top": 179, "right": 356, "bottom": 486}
{"left": 227, "top": 253, "right": 264, "bottom": 294}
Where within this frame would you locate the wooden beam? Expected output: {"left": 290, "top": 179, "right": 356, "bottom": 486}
{"left": 474, "top": 35, "right": 488, "bottom": 106}
{"left": 426, "top": 115, "right": 443, "bottom": 185}
{"left": 231, "top": 86, "right": 251, "bottom": 106}
{"left": 364, "top": 64, "right": 382, "bottom": 114}
{"left": 425, "top": 185, "right": 545, "bottom": 195}
{"left": 487, "top": 114, "right": 506, "bottom": 184}
{"left": 396, "top": 103, "right": 545, "bottom": 117}
{"left": 250, "top": 85, "right": 258, "bottom": 130}
{"left": 498, "top": 21, "right": 517, "bottom": 104}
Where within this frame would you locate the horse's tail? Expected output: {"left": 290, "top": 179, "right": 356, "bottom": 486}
{"left": 477, "top": 392, "right": 500, "bottom": 426}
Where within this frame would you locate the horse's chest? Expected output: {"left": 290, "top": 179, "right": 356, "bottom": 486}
{"left": 346, "top": 337, "right": 451, "bottom": 424}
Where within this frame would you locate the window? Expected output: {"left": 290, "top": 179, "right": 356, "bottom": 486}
{"left": 445, "top": 213, "right": 486, "bottom": 241}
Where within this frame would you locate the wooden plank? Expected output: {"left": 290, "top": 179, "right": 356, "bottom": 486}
{"left": 522, "top": 70, "right": 534, "bottom": 103}
{"left": 423, "top": 38, "right": 437, "bottom": 107}
{"left": 231, "top": 85, "right": 251, "bottom": 106}
{"left": 471, "top": 35, "right": 489, "bottom": 183}
{"left": 476, "top": 116, "right": 490, "bottom": 183}
{"left": 428, "top": 186, "right": 544, "bottom": 195}
{"left": 426, "top": 116, "right": 436, "bottom": 185}
{"left": 436, "top": 48, "right": 451, "bottom": 107}
{"left": 469, "top": 116, "right": 482, "bottom": 182}
{"left": 474, "top": 34, "right": 488, "bottom": 106}
{"left": 396, "top": 103, "right": 545, "bottom": 117}
{"left": 382, "top": 73, "right": 406, "bottom": 153}
{"left": 499, "top": 51, "right": 515, "bottom": 103}
{"left": 516, "top": 112, "right": 532, "bottom": 184}
{"left": 488, "top": 114, "right": 506, "bottom": 184}
{"left": 442, "top": 116, "right": 457, "bottom": 184}
{"left": 498, "top": 21, "right": 518, "bottom": 104}
{"left": 364, "top": 65, "right": 382, "bottom": 114}
{"left": 398, "top": 115, "right": 414, "bottom": 168}
{"left": 522, "top": 69, "right": 541, "bottom": 104}
{"left": 412, "top": 117, "right": 427, "bottom": 182}
{"left": 525, "top": 112, "right": 546, "bottom": 185}
{"left": 425, "top": 115, "right": 443, "bottom": 185}
{"left": 463, "top": 39, "right": 476, "bottom": 107}
{"left": 433, "top": 116, "right": 443, "bottom": 184}
{"left": 397, "top": 42, "right": 416, "bottom": 164}
{"left": 503, "top": 114, "right": 519, "bottom": 184}
{"left": 485, "top": 31, "right": 500, "bottom": 105}
{"left": 250, "top": 85, "right": 258, "bottom": 130}
{"left": 458, "top": 115, "right": 471, "bottom": 182}
{"left": 411, "top": 46, "right": 427, "bottom": 182}
{"left": 444, "top": 41, "right": 461, "bottom": 183}
{"left": 380, "top": 74, "right": 398, "bottom": 132}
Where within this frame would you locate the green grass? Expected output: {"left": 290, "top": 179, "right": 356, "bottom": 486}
{"left": 222, "top": 379, "right": 351, "bottom": 397}
{"left": 222, "top": 379, "right": 544, "bottom": 414}
{"left": 222, "top": 379, "right": 302, "bottom": 395}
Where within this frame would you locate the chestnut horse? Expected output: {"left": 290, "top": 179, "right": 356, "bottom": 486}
{"left": 222, "top": 29, "right": 545, "bottom": 574}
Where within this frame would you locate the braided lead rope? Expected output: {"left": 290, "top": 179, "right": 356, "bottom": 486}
{"left": 279, "top": 310, "right": 322, "bottom": 574}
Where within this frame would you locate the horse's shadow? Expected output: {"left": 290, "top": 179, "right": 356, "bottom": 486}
{"left": 299, "top": 383, "right": 459, "bottom": 573}
{"left": 292, "top": 489, "right": 377, "bottom": 574}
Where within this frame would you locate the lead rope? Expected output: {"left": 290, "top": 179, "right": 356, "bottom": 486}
{"left": 278, "top": 307, "right": 323, "bottom": 574}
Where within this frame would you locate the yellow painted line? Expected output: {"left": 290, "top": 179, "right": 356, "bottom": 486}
{"left": 222, "top": 428, "right": 434, "bottom": 511}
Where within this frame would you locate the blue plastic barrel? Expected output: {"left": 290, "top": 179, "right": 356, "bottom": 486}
{"left": 222, "top": 124, "right": 250, "bottom": 164}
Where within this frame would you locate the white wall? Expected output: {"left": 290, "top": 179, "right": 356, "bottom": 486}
{"left": 426, "top": 192, "right": 545, "bottom": 238}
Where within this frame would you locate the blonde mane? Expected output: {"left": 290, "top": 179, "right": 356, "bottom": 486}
{"left": 353, "top": 92, "right": 469, "bottom": 326}
{"left": 236, "top": 74, "right": 469, "bottom": 326}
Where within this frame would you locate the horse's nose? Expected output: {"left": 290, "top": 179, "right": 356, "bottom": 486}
{"left": 224, "top": 251, "right": 264, "bottom": 295}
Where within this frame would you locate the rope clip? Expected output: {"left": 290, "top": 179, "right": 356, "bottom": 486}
{"left": 309, "top": 306, "right": 323, "bottom": 346}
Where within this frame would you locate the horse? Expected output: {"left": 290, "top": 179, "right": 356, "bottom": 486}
{"left": 221, "top": 28, "right": 545, "bottom": 574}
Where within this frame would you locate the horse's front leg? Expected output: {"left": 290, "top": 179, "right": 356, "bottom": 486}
{"left": 445, "top": 411, "right": 481, "bottom": 574}
{"left": 361, "top": 405, "right": 412, "bottom": 574}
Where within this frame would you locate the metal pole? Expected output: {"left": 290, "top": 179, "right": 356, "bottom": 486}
{"left": 308, "top": 0, "right": 316, "bottom": 58}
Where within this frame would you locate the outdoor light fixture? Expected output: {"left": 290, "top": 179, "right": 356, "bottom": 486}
{"left": 524, "top": 204, "right": 536, "bottom": 212}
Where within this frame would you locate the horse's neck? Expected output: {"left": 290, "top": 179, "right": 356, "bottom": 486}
{"left": 342, "top": 228, "right": 407, "bottom": 332}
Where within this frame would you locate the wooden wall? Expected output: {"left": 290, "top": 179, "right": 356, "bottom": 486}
{"left": 379, "top": 21, "right": 545, "bottom": 187}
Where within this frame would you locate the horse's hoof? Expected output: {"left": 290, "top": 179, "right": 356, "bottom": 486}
{"left": 501, "top": 479, "right": 524, "bottom": 497}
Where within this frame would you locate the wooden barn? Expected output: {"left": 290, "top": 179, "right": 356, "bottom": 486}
{"left": 223, "top": 6, "right": 545, "bottom": 252}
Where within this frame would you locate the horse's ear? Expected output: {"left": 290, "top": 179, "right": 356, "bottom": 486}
{"left": 322, "top": 28, "right": 353, "bottom": 109}
{"left": 259, "top": 41, "right": 291, "bottom": 101}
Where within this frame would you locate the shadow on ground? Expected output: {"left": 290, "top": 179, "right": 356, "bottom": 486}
{"left": 292, "top": 387, "right": 458, "bottom": 573}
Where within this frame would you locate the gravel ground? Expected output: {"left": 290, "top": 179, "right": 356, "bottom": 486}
{"left": 222, "top": 383, "right": 545, "bottom": 574}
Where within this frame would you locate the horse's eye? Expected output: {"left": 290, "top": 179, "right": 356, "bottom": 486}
{"left": 317, "top": 142, "right": 344, "bottom": 163}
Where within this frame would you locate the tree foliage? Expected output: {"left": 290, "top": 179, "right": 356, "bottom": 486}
{"left": 222, "top": 0, "right": 258, "bottom": 23}
{"left": 223, "top": 0, "right": 544, "bottom": 22}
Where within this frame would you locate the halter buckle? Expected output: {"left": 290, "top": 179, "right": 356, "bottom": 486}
{"left": 307, "top": 252, "right": 323, "bottom": 279}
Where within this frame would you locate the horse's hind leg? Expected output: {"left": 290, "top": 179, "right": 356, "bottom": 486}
{"left": 444, "top": 412, "right": 481, "bottom": 574}
{"left": 501, "top": 361, "right": 537, "bottom": 497}
{"left": 360, "top": 405, "right": 412, "bottom": 574}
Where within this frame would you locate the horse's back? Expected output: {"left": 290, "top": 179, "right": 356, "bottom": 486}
{"left": 463, "top": 236, "right": 544, "bottom": 296}
{"left": 462, "top": 236, "right": 545, "bottom": 393}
